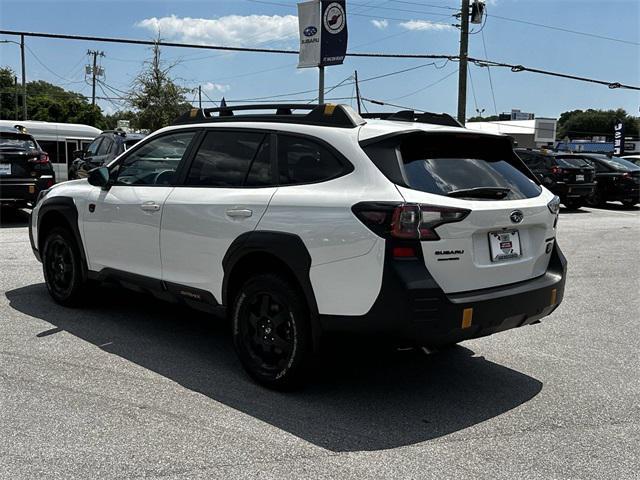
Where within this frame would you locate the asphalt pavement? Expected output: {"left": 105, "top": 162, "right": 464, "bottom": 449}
{"left": 0, "top": 204, "right": 639, "bottom": 479}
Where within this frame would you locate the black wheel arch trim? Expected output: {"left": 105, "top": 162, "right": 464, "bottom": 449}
{"left": 36, "top": 196, "right": 89, "bottom": 280}
{"left": 222, "top": 231, "right": 321, "bottom": 346}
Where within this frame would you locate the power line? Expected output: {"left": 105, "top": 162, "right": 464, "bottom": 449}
{"left": 3, "top": 30, "right": 638, "bottom": 91}
{"left": 387, "top": 68, "right": 458, "bottom": 100}
{"left": 487, "top": 14, "right": 639, "bottom": 46}
{"left": 480, "top": 31, "right": 498, "bottom": 117}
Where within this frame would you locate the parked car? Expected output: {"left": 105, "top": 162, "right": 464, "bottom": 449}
{"left": 69, "top": 130, "right": 146, "bottom": 179}
{"left": 29, "top": 104, "right": 566, "bottom": 388}
{"left": 622, "top": 154, "right": 640, "bottom": 167}
{"left": 515, "top": 148, "right": 596, "bottom": 209}
{"left": 578, "top": 154, "right": 640, "bottom": 207}
{"left": 0, "top": 125, "right": 55, "bottom": 208}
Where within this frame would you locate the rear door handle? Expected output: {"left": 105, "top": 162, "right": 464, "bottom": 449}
{"left": 226, "top": 208, "right": 252, "bottom": 218}
{"left": 140, "top": 201, "right": 160, "bottom": 212}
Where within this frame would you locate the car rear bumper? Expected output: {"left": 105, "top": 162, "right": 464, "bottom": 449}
{"left": 319, "top": 242, "right": 567, "bottom": 346}
{"left": 0, "top": 177, "right": 53, "bottom": 205}
{"left": 552, "top": 182, "right": 596, "bottom": 200}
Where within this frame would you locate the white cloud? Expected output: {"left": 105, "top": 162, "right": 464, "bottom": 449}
{"left": 371, "top": 19, "right": 389, "bottom": 30}
{"left": 136, "top": 14, "right": 299, "bottom": 46}
{"left": 202, "top": 82, "right": 230, "bottom": 93}
{"left": 399, "top": 20, "right": 455, "bottom": 31}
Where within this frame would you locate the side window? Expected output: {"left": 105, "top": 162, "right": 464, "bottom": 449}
{"left": 278, "top": 135, "right": 348, "bottom": 185}
{"left": 185, "top": 131, "right": 265, "bottom": 187}
{"left": 115, "top": 131, "right": 196, "bottom": 186}
{"left": 592, "top": 160, "right": 608, "bottom": 173}
{"left": 85, "top": 138, "right": 102, "bottom": 157}
{"left": 245, "top": 135, "right": 273, "bottom": 186}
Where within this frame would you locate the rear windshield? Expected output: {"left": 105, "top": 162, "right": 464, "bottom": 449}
{"left": 603, "top": 156, "right": 640, "bottom": 171}
{"left": 363, "top": 132, "right": 541, "bottom": 200}
{"left": 0, "top": 132, "right": 37, "bottom": 150}
{"left": 124, "top": 139, "right": 142, "bottom": 150}
{"left": 556, "top": 156, "right": 592, "bottom": 168}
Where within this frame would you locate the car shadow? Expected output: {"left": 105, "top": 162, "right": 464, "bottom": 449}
{"left": 559, "top": 207, "right": 590, "bottom": 214}
{"left": 597, "top": 202, "right": 640, "bottom": 212}
{"left": 0, "top": 207, "right": 30, "bottom": 228}
{"left": 6, "top": 283, "right": 543, "bottom": 452}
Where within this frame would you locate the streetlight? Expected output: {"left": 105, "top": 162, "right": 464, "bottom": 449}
{"left": 0, "top": 37, "right": 27, "bottom": 120}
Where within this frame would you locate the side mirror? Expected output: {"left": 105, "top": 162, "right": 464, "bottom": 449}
{"left": 73, "top": 149, "right": 85, "bottom": 159}
{"left": 87, "top": 166, "right": 110, "bottom": 189}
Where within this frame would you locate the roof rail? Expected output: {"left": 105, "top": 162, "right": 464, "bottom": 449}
{"left": 172, "top": 103, "right": 365, "bottom": 128}
{"left": 361, "top": 110, "right": 463, "bottom": 128}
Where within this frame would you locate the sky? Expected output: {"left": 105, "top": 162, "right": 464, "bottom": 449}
{"left": 0, "top": 0, "right": 638, "bottom": 120}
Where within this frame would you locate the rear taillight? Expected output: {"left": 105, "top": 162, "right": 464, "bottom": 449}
{"left": 28, "top": 152, "right": 50, "bottom": 164}
{"left": 353, "top": 202, "right": 470, "bottom": 241}
{"left": 550, "top": 166, "right": 565, "bottom": 175}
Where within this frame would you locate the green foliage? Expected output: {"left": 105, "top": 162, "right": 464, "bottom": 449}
{"left": 557, "top": 109, "right": 639, "bottom": 140}
{"left": 467, "top": 115, "right": 500, "bottom": 122}
{"left": 0, "top": 66, "right": 108, "bottom": 128}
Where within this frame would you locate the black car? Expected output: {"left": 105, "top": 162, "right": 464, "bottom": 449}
{"left": 69, "top": 130, "right": 146, "bottom": 179}
{"left": 578, "top": 154, "right": 640, "bottom": 207}
{"left": 0, "top": 126, "right": 55, "bottom": 208}
{"left": 515, "top": 148, "right": 596, "bottom": 209}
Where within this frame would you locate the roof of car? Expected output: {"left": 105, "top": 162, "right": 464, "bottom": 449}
{"left": 0, "top": 126, "right": 34, "bottom": 136}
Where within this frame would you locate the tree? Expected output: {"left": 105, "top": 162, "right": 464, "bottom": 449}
{"left": 557, "top": 109, "right": 639, "bottom": 140}
{"left": 0, "top": 67, "right": 20, "bottom": 120}
{"left": 467, "top": 115, "right": 500, "bottom": 122}
{"left": 0, "top": 67, "right": 108, "bottom": 128}
{"left": 126, "top": 38, "right": 191, "bottom": 131}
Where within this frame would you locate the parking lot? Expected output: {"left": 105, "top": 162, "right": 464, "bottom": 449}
{"left": 0, "top": 204, "right": 638, "bottom": 479}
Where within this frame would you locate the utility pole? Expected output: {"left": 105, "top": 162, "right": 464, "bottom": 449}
{"left": 20, "top": 34, "right": 26, "bottom": 120}
{"left": 354, "top": 70, "right": 362, "bottom": 115}
{"left": 318, "top": 66, "right": 325, "bottom": 104}
{"left": 198, "top": 85, "right": 202, "bottom": 109}
{"left": 87, "top": 49, "right": 105, "bottom": 107}
{"left": 14, "top": 76, "right": 19, "bottom": 120}
{"left": 457, "top": 0, "right": 470, "bottom": 125}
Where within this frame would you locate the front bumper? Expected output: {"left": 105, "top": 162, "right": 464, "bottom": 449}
{"left": 320, "top": 242, "right": 567, "bottom": 346}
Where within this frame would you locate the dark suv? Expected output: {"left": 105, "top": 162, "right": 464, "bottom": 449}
{"left": 0, "top": 126, "right": 55, "bottom": 208}
{"left": 578, "top": 154, "right": 640, "bottom": 207}
{"left": 515, "top": 149, "right": 596, "bottom": 209}
{"left": 69, "top": 130, "right": 146, "bottom": 179}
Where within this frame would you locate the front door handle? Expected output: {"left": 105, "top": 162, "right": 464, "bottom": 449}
{"left": 226, "top": 208, "right": 252, "bottom": 218}
{"left": 140, "top": 201, "right": 160, "bottom": 212}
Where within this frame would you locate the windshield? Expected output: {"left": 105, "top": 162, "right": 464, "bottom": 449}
{"left": 0, "top": 133, "right": 37, "bottom": 150}
{"left": 556, "top": 156, "right": 592, "bottom": 168}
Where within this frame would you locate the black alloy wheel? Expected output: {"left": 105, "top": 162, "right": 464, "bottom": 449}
{"left": 232, "top": 274, "right": 312, "bottom": 389}
{"left": 42, "top": 227, "right": 87, "bottom": 306}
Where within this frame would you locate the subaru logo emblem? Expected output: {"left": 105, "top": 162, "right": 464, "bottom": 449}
{"left": 303, "top": 26, "right": 317, "bottom": 37}
{"left": 510, "top": 210, "right": 524, "bottom": 224}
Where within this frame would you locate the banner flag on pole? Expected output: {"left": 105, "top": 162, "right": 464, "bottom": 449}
{"left": 298, "top": 0, "right": 347, "bottom": 68}
{"left": 613, "top": 119, "right": 625, "bottom": 155}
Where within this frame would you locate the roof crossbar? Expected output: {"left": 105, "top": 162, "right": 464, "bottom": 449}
{"left": 172, "top": 103, "right": 365, "bottom": 128}
{"left": 361, "top": 110, "right": 463, "bottom": 128}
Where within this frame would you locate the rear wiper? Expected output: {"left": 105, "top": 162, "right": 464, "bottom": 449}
{"left": 446, "top": 187, "right": 511, "bottom": 199}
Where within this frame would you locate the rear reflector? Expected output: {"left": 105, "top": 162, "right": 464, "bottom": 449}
{"left": 461, "top": 308, "right": 473, "bottom": 329}
{"left": 392, "top": 246, "right": 417, "bottom": 258}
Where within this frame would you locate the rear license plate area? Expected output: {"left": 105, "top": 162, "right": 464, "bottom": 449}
{"left": 576, "top": 174, "right": 584, "bottom": 182}
{"left": 489, "top": 230, "right": 522, "bottom": 262}
{"left": 0, "top": 163, "right": 11, "bottom": 175}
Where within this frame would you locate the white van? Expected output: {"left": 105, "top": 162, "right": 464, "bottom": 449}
{"left": 0, "top": 120, "right": 101, "bottom": 181}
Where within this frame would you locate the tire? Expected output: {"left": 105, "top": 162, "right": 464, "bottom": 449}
{"left": 42, "top": 227, "right": 88, "bottom": 306}
{"left": 586, "top": 190, "right": 604, "bottom": 207}
{"left": 563, "top": 200, "right": 583, "bottom": 210}
{"left": 232, "top": 273, "right": 313, "bottom": 389}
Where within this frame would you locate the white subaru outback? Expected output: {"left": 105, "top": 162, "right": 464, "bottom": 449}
{"left": 29, "top": 104, "right": 566, "bottom": 388}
